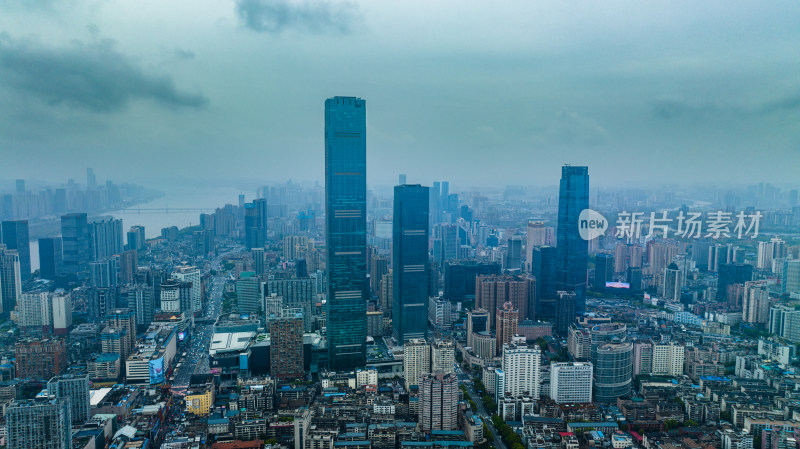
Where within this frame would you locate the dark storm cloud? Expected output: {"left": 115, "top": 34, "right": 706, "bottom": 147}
{"left": 652, "top": 92, "right": 800, "bottom": 120}
{"left": 0, "top": 35, "right": 208, "bottom": 113}
{"left": 234, "top": 0, "right": 361, "bottom": 34}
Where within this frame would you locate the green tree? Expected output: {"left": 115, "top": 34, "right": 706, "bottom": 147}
{"left": 663, "top": 419, "right": 680, "bottom": 430}
{"left": 483, "top": 423, "right": 493, "bottom": 441}
{"left": 482, "top": 394, "right": 496, "bottom": 412}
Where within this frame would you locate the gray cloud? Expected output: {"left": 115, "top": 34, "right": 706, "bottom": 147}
{"left": 758, "top": 93, "right": 800, "bottom": 115}
{"left": 650, "top": 99, "right": 727, "bottom": 120}
{"left": 545, "top": 109, "right": 607, "bottom": 146}
{"left": 0, "top": 35, "right": 208, "bottom": 113}
{"left": 0, "top": 0, "right": 61, "bottom": 12}
{"left": 652, "top": 92, "right": 800, "bottom": 120}
{"left": 174, "top": 48, "right": 196, "bottom": 60}
{"left": 234, "top": 0, "right": 361, "bottom": 34}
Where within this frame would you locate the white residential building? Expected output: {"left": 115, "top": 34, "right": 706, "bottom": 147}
{"left": 160, "top": 284, "right": 181, "bottom": 313}
{"left": 14, "top": 291, "right": 72, "bottom": 334}
{"left": 743, "top": 281, "right": 771, "bottom": 325}
{"left": 15, "top": 292, "right": 51, "bottom": 328}
{"left": 501, "top": 343, "right": 541, "bottom": 399}
{"left": 51, "top": 291, "right": 72, "bottom": 334}
{"left": 173, "top": 265, "right": 202, "bottom": 314}
{"left": 550, "top": 362, "right": 593, "bottom": 404}
{"left": 431, "top": 339, "right": 455, "bottom": 374}
{"left": 355, "top": 368, "right": 378, "bottom": 387}
{"left": 758, "top": 339, "right": 794, "bottom": 365}
{"left": 652, "top": 343, "right": 685, "bottom": 376}
{"left": 403, "top": 338, "right": 430, "bottom": 389}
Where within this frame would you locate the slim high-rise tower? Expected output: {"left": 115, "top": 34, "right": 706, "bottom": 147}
{"left": 61, "top": 213, "right": 90, "bottom": 273}
{"left": 1, "top": 221, "right": 30, "bottom": 281}
{"left": 594, "top": 252, "right": 614, "bottom": 292}
{"left": 556, "top": 165, "right": 589, "bottom": 313}
{"left": 392, "top": 184, "right": 430, "bottom": 343}
{"left": 325, "top": 96, "right": 367, "bottom": 370}
{"left": 244, "top": 198, "right": 268, "bottom": 250}
{"left": 0, "top": 245, "right": 22, "bottom": 313}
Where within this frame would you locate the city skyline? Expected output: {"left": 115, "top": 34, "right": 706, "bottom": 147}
{"left": 0, "top": 1, "right": 798, "bottom": 187}
{"left": 2, "top": 3, "right": 800, "bottom": 448}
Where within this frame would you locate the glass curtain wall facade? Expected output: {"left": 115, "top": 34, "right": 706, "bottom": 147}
{"left": 325, "top": 96, "right": 368, "bottom": 370}
{"left": 556, "top": 165, "right": 589, "bottom": 313}
{"left": 392, "top": 184, "right": 430, "bottom": 342}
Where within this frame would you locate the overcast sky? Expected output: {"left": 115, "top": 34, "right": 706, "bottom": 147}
{"left": 0, "top": 0, "right": 798, "bottom": 190}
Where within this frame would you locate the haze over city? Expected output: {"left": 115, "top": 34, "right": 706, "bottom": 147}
{"left": 2, "top": 2, "right": 800, "bottom": 449}
{"left": 1, "top": 0, "right": 799, "bottom": 188}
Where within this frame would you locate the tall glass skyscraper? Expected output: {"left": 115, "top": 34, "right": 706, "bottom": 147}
{"left": 556, "top": 165, "right": 589, "bottom": 313}
{"left": 325, "top": 96, "right": 367, "bottom": 370}
{"left": 392, "top": 184, "right": 430, "bottom": 343}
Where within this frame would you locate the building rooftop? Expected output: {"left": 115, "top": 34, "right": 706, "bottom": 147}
{"left": 210, "top": 332, "right": 256, "bottom": 354}
{"left": 90, "top": 387, "right": 113, "bottom": 406}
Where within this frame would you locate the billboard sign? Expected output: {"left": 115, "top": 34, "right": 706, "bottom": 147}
{"left": 149, "top": 357, "right": 166, "bottom": 385}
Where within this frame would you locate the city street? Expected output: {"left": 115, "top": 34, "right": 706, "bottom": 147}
{"left": 460, "top": 364, "right": 506, "bottom": 449}
{"left": 171, "top": 257, "right": 229, "bottom": 387}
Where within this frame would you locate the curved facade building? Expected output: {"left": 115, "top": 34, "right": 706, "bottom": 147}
{"left": 472, "top": 331, "right": 496, "bottom": 360}
{"left": 593, "top": 341, "right": 633, "bottom": 402}
{"left": 591, "top": 323, "right": 627, "bottom": 345}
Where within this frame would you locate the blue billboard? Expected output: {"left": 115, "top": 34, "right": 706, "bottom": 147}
{"left": 149, "top": 357, "right": 166, "bottom": 385}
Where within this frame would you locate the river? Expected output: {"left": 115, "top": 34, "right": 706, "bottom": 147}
{"left": 29, "top": 185, "right": 257, "bottom": 272}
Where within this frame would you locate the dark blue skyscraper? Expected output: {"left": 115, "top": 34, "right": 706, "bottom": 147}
{"left": 244, "top": 198, "right": 268, "bottom": 250}
{"left": 531, "top": 245, "right": 557, "bottom": 318}
{"left": 392, "top": 184, "right": 430, "bottom": 343}
{"left": 38, "top": 237, "right": 63, "bottom": 281}
{"left": 594, "top": 252, "right": 614, "bottom": 292}
{"left": 1, "top": 220, "right": 30, "bottom": 281}
{"left": 61, "top": 213, "right": 90, "bottom": 273}
{"left": 325, "top": 96, "right": 367, "bottom": 371}
{"left": 556, "top": 165, "right": 589, "bottom": 313}
{"left": 554, "top": 290, "right": 577, "bottom": 336}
